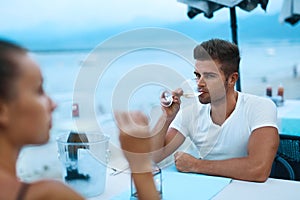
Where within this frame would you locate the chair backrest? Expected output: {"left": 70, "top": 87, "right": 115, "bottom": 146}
{"left": 278, "top": 134, "right": 300, "bottom": 163}
{"left": 270, "top": 155, "right": 295, "bottom": 180}
{"left": 270, "top": 134, "right": 300, "bottom": 181}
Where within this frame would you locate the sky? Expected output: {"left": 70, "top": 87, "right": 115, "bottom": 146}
{"left": 0, "top": 0, "right": 289, "bottom": 50}
{"left": 0, "top": 0, "right": 284, "bottom": 32}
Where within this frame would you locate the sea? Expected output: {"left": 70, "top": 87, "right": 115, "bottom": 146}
{"left": 29, "top": 39, "right": 300, "bottom": 139}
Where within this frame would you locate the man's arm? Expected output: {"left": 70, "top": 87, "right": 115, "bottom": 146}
{"left": 151, "top": 89, "right": 186, "bottom": 162}
{"left": 174, "top": 126, "right": 279, "bottom": 182}
{"left": 152, "top": 126, "right": 186, "bottom": 163}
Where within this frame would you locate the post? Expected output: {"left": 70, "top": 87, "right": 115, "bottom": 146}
{"left": 230, "top": 7, "right": 241, "bottom": 92}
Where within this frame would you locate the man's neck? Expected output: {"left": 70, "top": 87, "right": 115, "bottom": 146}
{"left": 210, "top": 91, "right": 238, "bottom": 126}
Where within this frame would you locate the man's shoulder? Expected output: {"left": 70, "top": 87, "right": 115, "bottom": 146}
{"left": 239, "top": 93, "right": 276, "bottom": 108}
{"left": 239, "top": 92, "right": 275, "bottom": 106}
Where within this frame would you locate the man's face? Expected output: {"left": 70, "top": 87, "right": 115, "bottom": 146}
{"left": 194, "top": 59, "right": 228, "bottom": 104}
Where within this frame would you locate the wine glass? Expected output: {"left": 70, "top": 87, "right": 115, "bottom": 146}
{"left": 160, "top": 78, "right": 202, "bottom": 107}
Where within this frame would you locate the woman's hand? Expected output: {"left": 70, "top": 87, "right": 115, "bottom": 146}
{"left": 115, "top": 111, "right": 153, "bottom": 173}
{"left": 115, "top": 111, "right": 160, "bottom": 200}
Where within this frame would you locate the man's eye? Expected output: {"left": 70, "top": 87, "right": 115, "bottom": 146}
{"left": 204, "top": 74, "right": 216, "bottom": 79}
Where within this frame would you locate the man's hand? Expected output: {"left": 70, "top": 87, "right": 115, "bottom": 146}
{"left": 174, "top": 151, "right": 198, "bottom": 173}
{"left": 161, "top": 88, "right": 183, "bottom": 120}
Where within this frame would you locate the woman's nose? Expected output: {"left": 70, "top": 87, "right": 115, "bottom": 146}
{"left": 48, "top": 96, "right": 57, "bottom": 112}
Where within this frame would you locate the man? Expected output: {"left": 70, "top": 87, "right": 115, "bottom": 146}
{"left": 151, "top": 38, "right": 279, "bottom": 182}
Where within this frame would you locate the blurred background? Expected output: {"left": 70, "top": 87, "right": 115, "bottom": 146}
{"left": 1, "top": 0, "right": 299, "bottom": 181}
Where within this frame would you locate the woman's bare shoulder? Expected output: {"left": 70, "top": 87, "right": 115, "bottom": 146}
{"left": 0, "top": 172, "right": 19, "bottom": 200}
{"left": 26, "top": 179, "right": 85, "bottom": 200}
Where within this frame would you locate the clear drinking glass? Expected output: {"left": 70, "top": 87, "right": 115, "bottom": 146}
{"left": 160, "top": 78, "right": 202, "bottom": 107}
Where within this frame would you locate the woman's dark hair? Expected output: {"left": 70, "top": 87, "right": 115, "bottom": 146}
{"left": 193, "top": 39, "right": 240, "bottom": 78}
{"left": 0, "top": 39, "right": 27, "bottom": 101}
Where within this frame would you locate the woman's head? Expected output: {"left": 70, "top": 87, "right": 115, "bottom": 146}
{"left": 0, "top": 39, "right": 56, "bottom": 146}
{"left": 0, "top": 40, "right": 27, "bottom": 101}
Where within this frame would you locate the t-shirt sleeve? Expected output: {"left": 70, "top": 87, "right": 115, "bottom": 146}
{"left": 248, "top": 97, "right": 278, "bottom": 132}
{"left": 169, "top": 106, "right": 194, "bottom": 137}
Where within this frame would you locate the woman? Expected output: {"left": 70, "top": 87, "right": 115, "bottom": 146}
{"left": 0, "top": 39, "right": 84, "bottom": 200}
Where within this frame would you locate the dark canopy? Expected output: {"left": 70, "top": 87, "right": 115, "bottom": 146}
{"left": 280, "top": 0, "right": 300, "bottom": 25}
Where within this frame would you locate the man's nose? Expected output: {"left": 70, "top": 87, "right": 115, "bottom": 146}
{"left": 196, "top": 76, "right": 206, "bottom": 87}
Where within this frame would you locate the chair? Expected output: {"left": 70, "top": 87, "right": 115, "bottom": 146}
{"left": 270, "top": 155, "right": 295, "bottom": 180}
{"left": 270, "top": 134, "right": 300, "bottom": 181}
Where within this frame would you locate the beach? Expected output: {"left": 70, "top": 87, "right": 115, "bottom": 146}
{"left": 244, "top": 73, "right": 300, "bottom": 100}
{"left": 17, "top": 138, "right": 62, "bottom": 182}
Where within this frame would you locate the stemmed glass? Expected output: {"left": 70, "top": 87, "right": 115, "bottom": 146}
{"left": 160, "top": 78, "right": 202, "bottom": 107}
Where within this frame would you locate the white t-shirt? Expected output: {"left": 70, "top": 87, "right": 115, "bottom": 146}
{"left": 170, "top": 92, "right": 278, "bottom": 160}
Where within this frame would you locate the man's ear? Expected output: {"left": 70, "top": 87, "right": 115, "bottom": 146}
{"left": 228, "top": 72, "right": 239, "bottom": 87}
{"left": 0, "top": 101, "right": 9, "bottom": 127}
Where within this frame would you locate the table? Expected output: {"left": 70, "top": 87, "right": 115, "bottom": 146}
{"left": 88, "top": 169, "right": 130, "bottom": 200}
{"left": 86, "top": 100, "right": 300, "bottom": 199}
{"left": 277, "top": 99, "right": 300, "bottom": 135}
{"left": 89, "top": 168, "right": 300, "bottom": 200}
{"left": 213, "top": 178, "right": 300, "bottom": 200}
